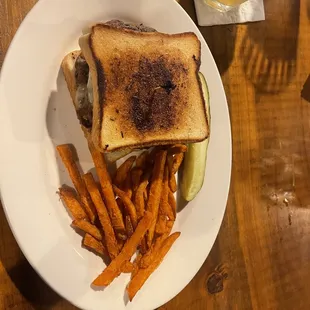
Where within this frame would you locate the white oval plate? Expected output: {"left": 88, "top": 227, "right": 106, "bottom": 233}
{"left": 0, "top": 0, "right": 231, "bottom": 309}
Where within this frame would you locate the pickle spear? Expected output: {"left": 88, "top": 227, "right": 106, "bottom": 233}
{"left": 180, "top": 72, "right": 210, "bottom": 201}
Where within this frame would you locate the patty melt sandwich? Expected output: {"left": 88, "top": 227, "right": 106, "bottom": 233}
{"left": 61, "top": 20, "right": 209, "bottom": 161}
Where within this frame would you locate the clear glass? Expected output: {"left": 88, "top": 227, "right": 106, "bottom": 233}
{"left": 204, "top": 0, "right": 248, "bottom": 12}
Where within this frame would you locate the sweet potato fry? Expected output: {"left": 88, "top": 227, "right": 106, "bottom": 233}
{"left": 87, "top": 141, "right": 125, "bottom": 236}
{"left": 83, "top": 233, "right": 108, "bottom": 256}
{"left": 140, "top": 237, "right": 148, "bottom": 254}
{"left": 155, "top": 215, "right": 167, "bottom": 235}
{"left": 139, "top": 233, "right": 168, "bottom": 269}
{"left": 146, "top": 150, "right": 167, "bottom": 247}
{"left": 172, "top": 152, "right": 184, "bottom": 174}
{"left": 116, "top": 198, "right": 127, "bottom": 242}
{"left": 166, "top": 220, "right": 174, "bottom": 235}
{"left": 167, "top": 154, "right": 177, "bottom": 193}
{"left": 143, "top": 188, "right": 148, "bottom": 202}
{"left": 116, "top": 197, "right": 125, "bottom": 214}
{"left": 169, "top": 174, "right": 177, "bottom": 193}
{"left": 123, "top": 173, "right": 133, "bottom": 199}
{"left": 147, "top": 147, "right": 161, "bottom": 164}
{"left": 159, "top": 166, "right": 175, "bottom": 220}
{"left": 135, "top": 173, "right": 150, "bottom": 257}
{"left": 57, "top": 144, "right": 96, "bottom": 223}
{"left": 132, "top": 253, "right": 143, "bottom": 279}
{"left": 58, "top": 187, "right": 88, "bottom": 220}
{"left": 131, "top": 168, "right": 143, "bottom": 191}
{"left": 135, "top": 194, "right": 145, "bottom": 223}
{"left": 114, "top": 156, "right": 136, "bottom": 187}
{"left": 134, "top": 172, "right": 150, "bottom": 220}
{"left": 136, "top": 151, "right": 148, "bottom": 169}
{"left": 92, "top": 211, "right": 153, "bottom": 287}
{"left": 72, "top": 219, "right": 102, "bottom": 241}
{"left": 127, "top": 232, "right": 181, "bottom": 301}
{"left": 168, "top": 144, "right": 187, "bottom": 154}
{"left": 113, "top": 185, "right": 138, "bottom": 229}
{"left": 168, "top": 190, "right": 177, "bottom": 218}
{"left": 83, "top": 173, "right": 119, "bottom": 259}
{"left": 121, "top": 261, "right": 134, "bottom": 273}
{"left": 118, "top": 238, "right": 125, "bottom": 251}
{"left": 125, "top": 215, "right": 134, "bottom": 238}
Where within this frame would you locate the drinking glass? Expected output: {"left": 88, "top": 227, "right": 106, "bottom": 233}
{"left": 204, "top": 0, "right": 248, "bottom": 12}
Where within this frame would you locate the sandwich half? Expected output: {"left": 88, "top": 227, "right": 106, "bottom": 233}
{"left": 62, "top": 20, "right": 209, "bottom": 156}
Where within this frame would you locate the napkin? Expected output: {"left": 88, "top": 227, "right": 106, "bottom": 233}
{"left": 194, "top": 0, "right": 265, "bottom": 26}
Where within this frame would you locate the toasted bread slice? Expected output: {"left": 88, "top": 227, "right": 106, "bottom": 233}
{"left": 61, "top": 50, "right": 132, "bottom": 162}
{"left": 79, "top": 24, "right": 209, "bottom": 153}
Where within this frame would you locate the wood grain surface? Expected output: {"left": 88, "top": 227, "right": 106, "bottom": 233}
{"left": 0, "top": 0, "right": 309, "bottom": 309}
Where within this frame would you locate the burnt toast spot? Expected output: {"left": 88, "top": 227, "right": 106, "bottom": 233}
{"left": 129, "top": 56, "right": 184, "bottom": 132}
{"left": 161, "top": 80, "right": 176, "bottom": 94}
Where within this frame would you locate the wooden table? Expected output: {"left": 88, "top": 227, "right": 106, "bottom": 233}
{"left": 1, "top": 0, "right": 309, "bottom": 309}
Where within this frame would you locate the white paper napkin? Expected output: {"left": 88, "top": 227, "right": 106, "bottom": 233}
{"left": 194, "top": 0, "right": 265, "bottom": 26}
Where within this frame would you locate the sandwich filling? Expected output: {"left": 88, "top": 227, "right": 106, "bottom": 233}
{"left": 75, "top": 54, "right": 93, "bottom": 129}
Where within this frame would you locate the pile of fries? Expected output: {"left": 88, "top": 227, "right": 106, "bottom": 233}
{"left": 57, "top": 142, "right": 186, "bottom": 301}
